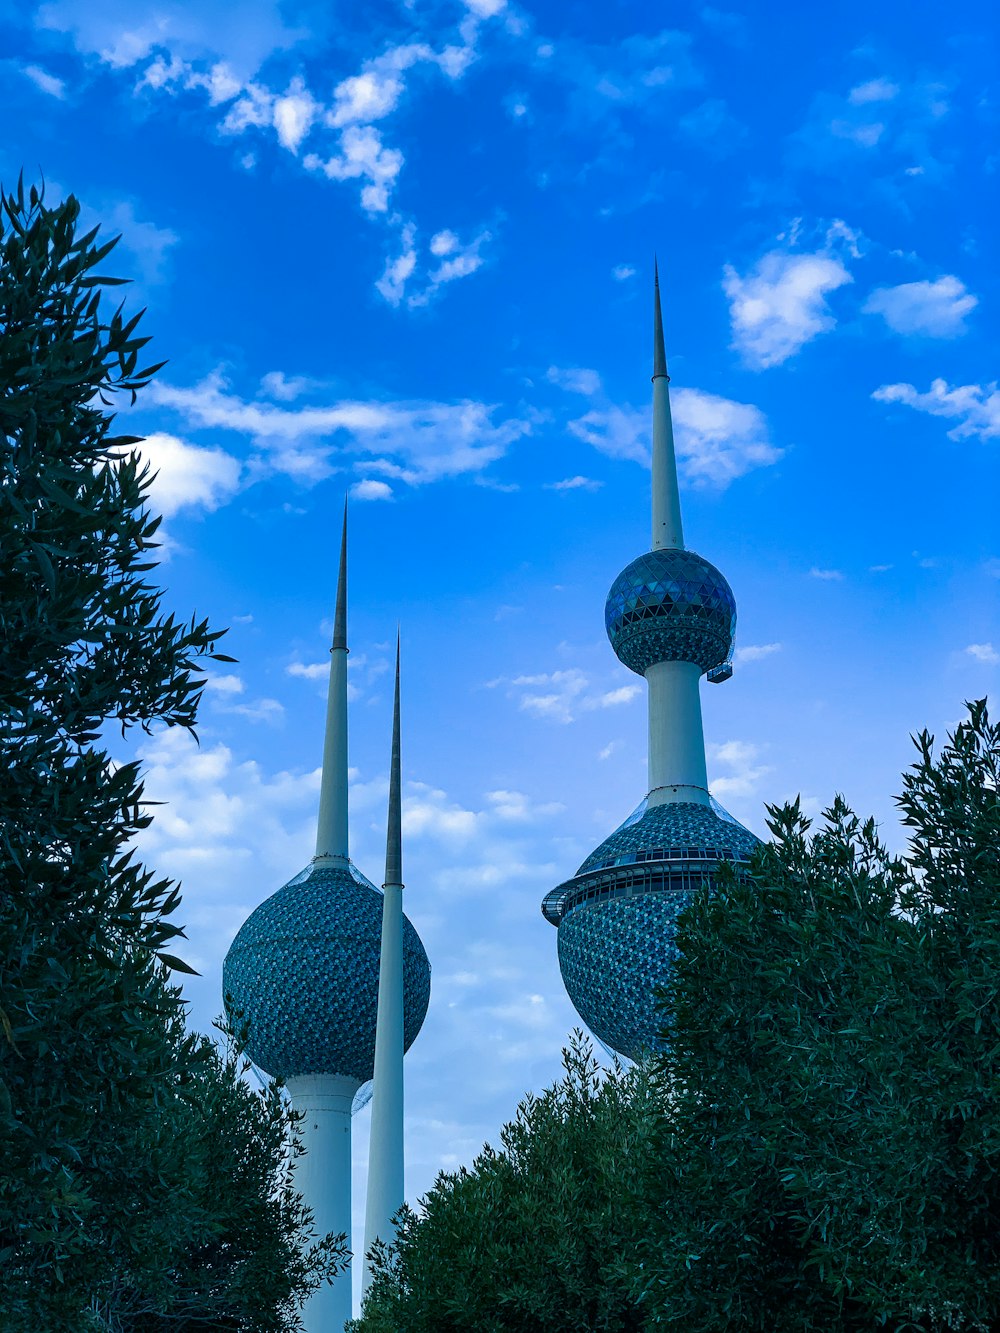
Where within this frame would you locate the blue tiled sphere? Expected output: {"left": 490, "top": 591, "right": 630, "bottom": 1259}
{"left": 605, "top": 548, "right": 736, "bottom": 676}
{"left": 223, "top": 861, "right": 431, "bottom": 1081}
{"left": 546, "top": 801, "right": 758, "bottom": 1060}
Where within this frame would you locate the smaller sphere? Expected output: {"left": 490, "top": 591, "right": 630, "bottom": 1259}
{"left": 606, "top": 548, "right": 736, "bottom": 676}
{"left": 223, "top": 861, "right": 431, "bottom": 1082}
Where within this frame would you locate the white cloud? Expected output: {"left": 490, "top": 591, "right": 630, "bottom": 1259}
{"left": 37, "top": 0, "right": 302, "bottom": 80}
{"left": 147, "top": 371, "right": 531, "bottom": 486}
{"left": 203, "top": 673, "right": 245, "bottom": 695}
{"left": 547, "top": 366, "right": 603, "bottom": 396}
{"left": 273, "top": 76, "right": 319, "bottom": 153}
{"left": 965, "top": 643, "right": 998, "bottom": 664}
{"left": 565, "top": 388, "right": 782, "bottom": 488}
{"left": 463, "top": 0, "right": 506, "bottom": 16}
{"left": 810, "top": 567, "right": 844, "bottom": 581}
{"left": 848, "top": 78, "right": 900, "bottom": 105}
{"left": 672, "top": 387, "right": 783, "bottom": 485}
{"left": 22, "top": 63, "right": 66, "bottom": 97}
{"left": 872, "top": 379, "right": 1000, "bottom": 441}
{"left": 612, "top": 264, "right": 635, "bottom": 281}
{"left": 286, "top": 661, "right": 328, "bottom": 681}
{"left": 710, "top": 739, "right": 772, "bottom": 800}
{"left": 723, "top": 246, "right": 853, "bottom": 368}
{"left": 545, "top": 476, "right": 603, "bottom": 492}
{"left": 498, "top": 668, "right": 640, "bottom": 724}
{"left": 430, "top": 229, "right": 459, "bottom": 256}
{"left": 863, "top": 276, "right": 977, "bottom": 338}
{"left": 305, "top": 125, "right": 404, "bottom": 214}
{"left": 734, "top": 642, "right": 782, "bottom": 664}
{"left": 351, "top": 479, "right": 394, "bottom": 501}
{"left": 125, "top": 432, "right": 242, "bottom": 517}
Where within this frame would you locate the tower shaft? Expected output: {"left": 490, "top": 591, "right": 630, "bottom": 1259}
{"left": 646, "top": 659, "right": 710, "bottom": 805}
{"left": 315, "top": 504, "right": 350, "bottom": 863}
{"left": 285, "top": 1073, "right": 360, "bottom": 1332}
{"left": 362, "top": 638, "right": 406, "bottom": 1296}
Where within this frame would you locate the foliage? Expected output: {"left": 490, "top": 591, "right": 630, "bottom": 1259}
{"left": 639, "top": 699, "right": 1000, "bottom": 1331}
{"left": 83, "top": 1017, "right": 345, "bottom": 1332}
{"left": 354, "top": 1034, "right": 660, "bottom": 1332}
{"left": 0, "top": 176, "right": 341, "bottom": 1328}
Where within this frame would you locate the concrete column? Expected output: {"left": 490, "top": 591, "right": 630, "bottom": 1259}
{"left": 286, "top": 1073, "right": 360, "bottom": 1332}
{"left": 646, "top": 658, "right": 710, "bottom": 806}
{"left": 651, "top": 375, "right": 684, "bottom": 552}
{"left": 361, "top": 882, "right": 404, "bottom": 1295}
{"left": 315, "top": 645, "right": 349, "bottom": 862}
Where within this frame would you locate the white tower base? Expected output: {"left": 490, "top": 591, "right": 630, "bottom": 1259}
{"left": 286, "top": 1072, "right": 360, "bottom": 1333}
{"left": 646, "top": 658, "right": 710, "bottom": 806}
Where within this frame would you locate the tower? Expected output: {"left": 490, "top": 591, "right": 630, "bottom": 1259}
{"left": 223, "top": 509, "right": 431, "bottom": 1330}
{"left": 541, "top": 267, "right": 759, "bottom": 1060}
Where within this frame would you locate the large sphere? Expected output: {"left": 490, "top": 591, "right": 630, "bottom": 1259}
{"left": 223, "top": 861, "right": 431, "bottom": 1081}
{"left": 546, "top": 801, "right": 758, "bottom": 1060}
{"left": 606, "top": 548, "right": 736, "bottom": 676}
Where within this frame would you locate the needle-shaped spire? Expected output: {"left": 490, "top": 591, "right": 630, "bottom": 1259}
{"left": 314, "top": 499, "right": 350, "bottom": 862}
{"left": 651, "top": 262, "right": 684, "bottom": 551}
{"left": 384, "top": 631, "right": 402, "bottom": 889}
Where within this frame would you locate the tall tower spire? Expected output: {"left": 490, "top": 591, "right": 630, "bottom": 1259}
{"left": 363, "top": 632, "right": 406, "bottom": 1297}
{"left": 315, "top": 499, "right": 350, "bottom": 863}
{"left": 651, "top": 260, "right": 684, "bottom": 552}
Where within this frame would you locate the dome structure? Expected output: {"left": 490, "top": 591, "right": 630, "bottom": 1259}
{"left": 223, "top": 860, "right": 431, "bottom": 1081}
{"left": 545, "top": 801, "right": 758, "bottom": 1059}
{"left": 606, "top": 547, "right": 736, "bottom": 677}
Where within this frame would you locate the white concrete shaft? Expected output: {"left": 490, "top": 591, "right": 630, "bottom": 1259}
{"left": 286, "top": 1073, "right": 360, "bottom": 1332}
{"left": 646, "top": 659, "right": 710, "bottom": 806}
{"left": 361, "top": 882, "right": 405, "bottom": 1296}
{"left": 315, "top": 647, "right": 349, "bottom": 862}
{"left": 651, "top": 375, "right": 684, "bottom": 552}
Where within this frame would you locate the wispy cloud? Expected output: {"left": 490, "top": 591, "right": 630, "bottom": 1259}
{"left": 544, "top": 476, "right": 603, "bottom": 492}
{"left": 872, "top": 379, "right": 1000, "bottom": 441}
{"left": 810, "top": 567, "right": 844, "bottom": 580}
{"left": 558, "top": 376, "right": 782, "bottom": 488}
{"left": 489, "top": 668, "right": 640, "bottom": 724}
{"left": 965, "top": 643, "right": 998, "bottom": 665}
{"left": 734, "top": 642, "right": 782, "bottom": 664}
{"left": 863, "top": 275, "right": 977, "bottom": 338}
{"left": 21, "top": 63, "right": 66, "bottom": 97}
{"left": 710, "top": 739, "right": 772, "bottom": 800}
{"left": 146, "top": 371, "right": 532, "bottom": 486}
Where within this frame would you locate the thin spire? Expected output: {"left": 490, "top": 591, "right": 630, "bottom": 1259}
{"left": 333, "top": 498, "right": 348, "bottom": 652}
{"left": 314, "top": 499, "right": 350, "bottom": 862}
{"left": 653, "top": 258, "right": 668, "bottom": 382}
{"left": 384, "top": 631, "right": 402, "bottom": 889}
{"left": 650, "top": 262, "right": 684, "bottom": 551}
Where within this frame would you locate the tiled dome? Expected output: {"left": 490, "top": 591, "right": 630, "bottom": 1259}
{"left": 606, "top": 548, "right": 736, "bottom": 676}
{"left": 223, "top": 860, "right": 430, "bottom": 1081}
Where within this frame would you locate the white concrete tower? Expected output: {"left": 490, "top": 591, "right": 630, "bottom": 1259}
{"left": 361, "top": 633, "right": 406, "bottom": 1297}
{"left": 223, "top": 504, "right": 431, "bottom": 1333}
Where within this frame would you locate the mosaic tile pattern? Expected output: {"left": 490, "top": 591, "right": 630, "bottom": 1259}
{"left": 577, "top": 800, "right": 759, "bottom": 876}
{"left": 549, "top": 802, "right": 759, "bottom": 1058}
{"left": 605, "top": 548, "right": 736, "bottom": 676}
{"left": 223, "top": 861, "right": 431, "bottom": 1081}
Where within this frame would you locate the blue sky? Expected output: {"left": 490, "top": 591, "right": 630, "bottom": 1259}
{"left": 5, "top": 0, "right": 998, "bottom": 1301}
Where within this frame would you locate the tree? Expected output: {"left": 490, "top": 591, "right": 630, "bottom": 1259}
{"left": 638, "top": 700, "right": 1000, "bottom": 1331}
{"left": 354, "top": 1035, "right": 660, "bottom": 1332}
{"left": 0, "top": 177, "right": 341, "bottom": 1328}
